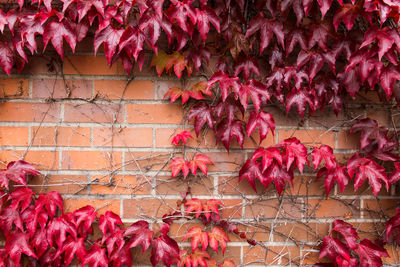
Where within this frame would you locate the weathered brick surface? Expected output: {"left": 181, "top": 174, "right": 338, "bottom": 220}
{"left": 0, "top": 53, "right": 398, "bottom": 266}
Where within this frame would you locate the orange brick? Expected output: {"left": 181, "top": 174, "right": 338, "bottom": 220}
{"left": 95, "top": 80, "right": 154, "bottom": 99}
{"left": 351, "top": 222, "right": 384, "bottom": 240}
{"left": 209, "top": 246, "right": 241, "bottom": 265}
{"left": 0, "top": 79, "right": 28, "bottom": 98}
{"left": 218, "top": 175, "right": 267, "bottom": 195}
{"left": 126, "top": 104, "right": 183, "bottom": 124}
{"left": 32, "top": 78, "right": 92, "bottom": 99}
{"left": 64, "top": 103, "right": 123, "bottom": 123}
{"left": 306, "top": 199, "right": 360, "bottom": 219}
{"left": 245, "top": 199, "right": 303, "bottom": 219}
{"left": 64, "top": 55, "right": 125, "bottom": 75}
{"left": 0, "top": 127, "right": 29, "bottom": 146}
{"left": 32, "top": 126, "right": 91, "bottom": 147}
{"left": 206, "top": 152, "right": 245, "bottom": 172}
{"left": 122, "top": 199, "right": 178, "bottom": 218}
{"left": 292, "top": 176, "right": 326, "bottom": 196}
{"left": 273, "top": 222, "right": 329, "bottom": 243}
{"left": 221, "top": 199, "right": 243, "bottom": 219}
{"left": 385, "top": 244, "right": 400, "bottom": 264}
{"left": 265, "top": 246, "right": 300, "bottom": 265}
{"left": 0, "top": 102, "right": 60, "bottom": 122}
{"left": 243, "top": 246, "right": 267, "bottom": 265}
{"left": 93, "top": 127, "right": 152, "bottom": 147}
{"left": 64, "top": 198, "right": 120, "bottom": 216}
{"left": 90, "top": 175, "right": 151, "bottom": 195}
{"left": 61, "top": 151, "right": 122, "bottom": 170}
{"left": 29, "top": 174, "right": 88, "bottom": 194}
{"left": 155, "top": 175, "right": 214, "bottom": 195}
{"left": 337, "top": 131, "right": 361, "bottom": 150}
{"left": 278, "top": 129, "right": 335, "bottom": 148}
{"left": 0, "top": 150, "right": 59, "bottom": 170}
{"left": 124, "top": 152, "right": 171, "bottom": 171}
{"left": 364, "top": 199, "right": 400, "bottom": 218}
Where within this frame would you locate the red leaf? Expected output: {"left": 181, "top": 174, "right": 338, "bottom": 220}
{"left": 264, "top": 161, "right": 294, "bottom": 195}
{"left": 169, "top": 157, "right": 190, "bottom": 178}
{"left": 239, "top": 159, "right": 266, "bottom": 192}
{"left": 94, "top": 25, "right": 124, "bottom": 64}
{"left": 5, "top": 231, "right": 37, "bottom": 265}
{"left": 214, "top": 96, "right": 244, "bottom": 124}
{"left": 47, "top": 215, "right": 77, "bottom": 248}
{"left": 0, "top": 160, "right": 39, "bottom": 189}
{"left": 81, "top": 243, "right": 108, "bottom": 267}
{"left": 196, "top": 7, "right": 220, "bottom": 43}
{"left": 185, "top": 198, "right": 203, "bottom": 218}
{"left": 125, "top": 220, "right": 153, "bottom": 252}
{"left": 389, "top": 162, "right": 400, "bottom": 185}
{"left": 386, "top": 208, "right": 400, "bottom": 241}
{"left": 319, "top": 236, "right": 350, "bottom": 262}
{"left": 188, "top": 102, "right": 215, "bottom": 136}
{"left": 347, "top": 153, "right": 389, "bottom": 196}
{"left": 317, "top": 165, "right": 350, "bottom": 195}
{"left": 286, "top": 89, "right": 315, "bottom": 117}
{"left": 246, "top": 110, "right": 275, "bottom": 144}
{"left": 360, "top": 26, "right": 400, "bottom": 61}
{"left": 0, "top": 41, "right": 13, "bottom": 75}
{"left": 234, "top": 80, "right": 270, "bottom": 111}
{"left": 188, "top": 154, "right": 213, "bottom": 176}
{"left": 311, "top": 145, "right": 337, "bottom": 170}
{"left": 73, "top": 205, "right": 97, "bottom": 236}
{"left": 380, "top": 65, "right": 400, "bottom": 99}
{"left": 279, "top": 137, "right": 308, "bottom": 173}
{"left": 151, "top": 233, "right": 180, "bottom": 267}
{"left": 182, "top": 226, "right": 209, "bottom": 251}
{"left": 0, "top": 206, "right": 24, "bottom": 233}
{"left": 43, "top": 20, "right": 77, "bottom": 59}
{"left": 216, "top": 119, "right": 244, "bottom": 151}
{"left": 245, "top": 13, "right": 284, "bottom": 53}
{"left": 355, "top": 239, "right": 389, "bottom": 267}
{"left": 171, "top": 131, "right": 193, "bottom": 145}
{"left": 333, "top": 3, "right": 360, "bottom": 30}
{"left": 203, "top": 199, "right": 222, "bottom": 220}
{"left": 332, "top": 220, "right": 360, "bottom": 250}
{"left": 234, "top": 57, "right": 260, "bottom": 81}
{"left": 179, "top": 249, "right": 210, "bottom": 267}
{"left": 54, "top": 236, "right": 86, "bottom": 265}
{"left": 8, "top": 187, "right": 34, "bottom": 212}
{"left": 35, "top": 191, "right": 63, "bottom": 218}
{"left": 98, "top": 210, "right": 123, "bottom": 236}
{"left": 208, "top": 226, "right": 229, "bottom": 254}
{"left": 252, "top": 146, "right": 283, "bottom": 172}
{"left": 206, "top": 71, "right": 241, "bottom": 101}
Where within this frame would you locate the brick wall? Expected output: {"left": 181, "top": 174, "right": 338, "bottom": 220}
{"left": 0, "top": 51, "right": 399, "bottom": 266}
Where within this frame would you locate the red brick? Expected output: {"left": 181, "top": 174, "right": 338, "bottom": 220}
{"left": 278, "top": 129, "right": 335, "bottom": 148}
{"left": 32, "top": 126, "right": 91, "bottom": 146}
{"left": 93, "top": 127, "right": 152, "bottom": 147}
{"left": 29, "top": 175, "right": 88, "bottom": 194}
{"left": 245, "top": 199, "right": 303, "bottom": 219}
{"left": 64, "top": 103, "right": 123, "bottom": 123}
{"left": 0, "top": 127, "right": 29, "bottom": 146}
{"left": 61, "top": 151, "right": 122, "bottom": 170}
{"left": 363, "top": 199, "right": 400, "bottom": 218}
{"left": 127, "top": 104, "right": 183, "bottom": 124}
{"left": 124, "top": 152, "right": 171, "bottom": 171}
{"left": 337, "top": 131, "right": 361, "bottom": 150}
{"left": 209, "top": 246, "right": 241, "bottom": 265}
{"left": 206, "top": 152, "right": 246, "bottom": 172}
{"left": 218, "top": 175, "right": 268, "bottom": 195}
{"left": 306, "top": 199, "right": 360, "bottom": 219}
{"left": 90, "top": 175, "right": 151, "bottom": 195}
{"left": 156, "top": 175, "right": 214, "bottom": 195}
{"left": 64, "top": 55, "right": 125, "bottom": 75}
{"left": 0, "top": 150, "right": 59, "bottom": 170}
{"left": 243, "top": 246, "right": 267, "bottom": 265}
{"left": 366, "top": 108, "right": 391, "bottom": 127}
{"left": 95, "top": 80, "right": 154, "bottom": 99}
{"left": 22, "top": 56, "right": 62, "bottom": 74}
{"left": 265, "top": 246, "right": 300, "bottom": 265}
{"left": 273, "top": 222, "right": 329, "bottom": 243}
{"left": 64, "top": 198, "right": 120, "bottom": 216}
{"left": 122, "top": 199, "right": 178, "bottom": 218}
{"left": 0, "top": 79, "right": 28, "bottom": 98}
{"left": 291, "top": 176, "right": 326, "bottom": 196}
{"left": 32, "top": 78, "right": 92, "bottom": 99}
{"left": 0, "top": 102, "right": 60, "bottom": 122}
{"left": 221, "top": 199, "right": 242, "bottom": 219}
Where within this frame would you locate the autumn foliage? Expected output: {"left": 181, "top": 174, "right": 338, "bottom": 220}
{"left": 0, "top": 0, "right": 400, "bottom": 265}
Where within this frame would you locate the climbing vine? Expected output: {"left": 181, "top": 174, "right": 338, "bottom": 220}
{"left": 0, "top": 0, "right": 400, "bottom": 266}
